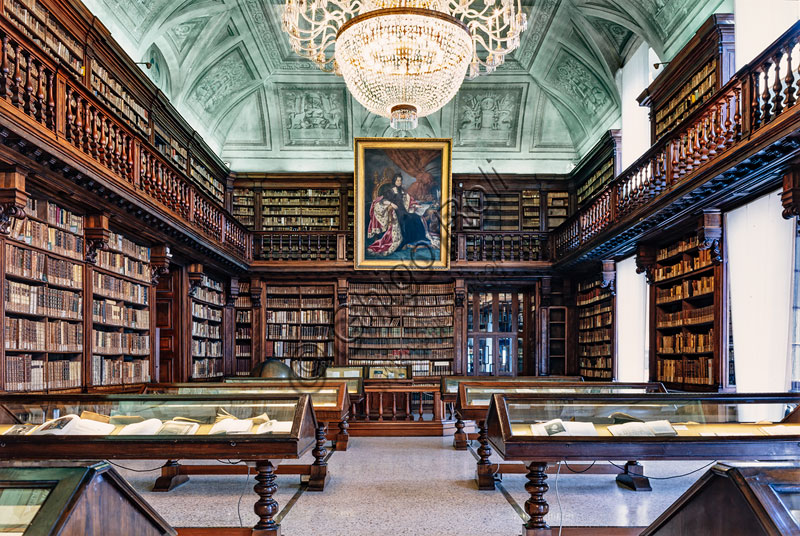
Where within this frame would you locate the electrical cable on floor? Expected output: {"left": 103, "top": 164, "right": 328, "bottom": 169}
{"left": 606, "top": 460, "right": 717, "bottom": 480}
{"left": 217, "top": 459, "right": 244, "bottom": 465}
{"left": 237, "top": 464, "right": 251, "bottom": 528}
{"left": 555, "top": 461, "right": 563, "bottom": 536}
{"left": 563, "top": 461, "right": 596, "bottom": 473}
{"left": 107, "top": 461, "right": 167, "bottom": 473}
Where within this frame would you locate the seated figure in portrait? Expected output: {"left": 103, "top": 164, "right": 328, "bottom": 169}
{"left": 367, "top": 173, "right": 439, "bottom": 256}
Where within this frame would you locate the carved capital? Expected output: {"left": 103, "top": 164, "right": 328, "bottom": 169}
{"left": 250, "top": 278, "right": 263, "bottom": 308}
{"left": 697, "top": 209, "right": 723, "bottom": 265}
{"left": 0, "top": 165, "right": 29, "bottom": 236}
{"left": 336, "top": 277, "right": 348, "bottom": 307}
{"left": 150, "top": 245, "right": 172, "bottom": 285}
{"left": 0, "top": 202, "right": 26, "bottom": 235}
{"left": 227, "top": 277, "right": 240, "bottom": 307}
{"left": 783, "top": 167, "right": 800, "bottom": 218}
{"left": 600, "top": 259, "right": 616, "bottom": 296}
{"left": 85, "top": 238, "right": 108, "bottom": 264}
{"left": 635, "top": 244, "right": 657, "bottom": 284}
{"left": 188, "top": 263, "right": 204, "bottom": 297}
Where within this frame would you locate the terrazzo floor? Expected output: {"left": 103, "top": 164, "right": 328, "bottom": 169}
{"left": 114, "top": 436, "right": 710, "bottom": 535}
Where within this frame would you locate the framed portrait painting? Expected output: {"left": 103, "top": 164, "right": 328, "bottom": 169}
{"left": 354, "top": 138, "right": 452, "bottom": 270}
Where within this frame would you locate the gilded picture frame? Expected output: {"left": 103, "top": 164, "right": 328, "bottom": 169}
{"left": 354, "top": 138, "right": 452, "bottom": 270}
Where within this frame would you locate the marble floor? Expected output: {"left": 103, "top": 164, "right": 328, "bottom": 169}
{"left": 114, "top": 436, "right": 710, "bottom": 535}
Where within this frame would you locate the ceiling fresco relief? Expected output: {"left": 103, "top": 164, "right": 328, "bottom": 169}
{"left": 454, "top": 84, "right": 527, "bottom": 151}
{"left": 82, "top": 0, "right": 726, "bottom": 173}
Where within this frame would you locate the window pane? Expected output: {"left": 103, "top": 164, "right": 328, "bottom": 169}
{"left": 478, "top": 338, "right": 493, "bottom": 374}
{"left": 498, "top": 337, "right": 512, "bottom": 374}
{"left": 498, "top": 293, "right": 512, "bottom": 332}
{"left": 467, "top": 337, "right": 475, "bottom": 375}
{"left": 517, "top": 292, "right": 524, "bottom": 332}
{"left": 479, "top": 294, "right": 492, "bottom": 332}
{"left": 467, "top": 292, "right": 474, "bottom": 332}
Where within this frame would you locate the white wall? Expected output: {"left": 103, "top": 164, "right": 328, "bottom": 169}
{"left": 726, "top": 190, "right": 795, "bottom": 393}
{"left": 616, "top": 43, "right": 654, "bottom": 170}
{"left": 616, "top": 256, "right": 650, "bottom": 382}
{"left": 735, "top": 0, "right": 800, "bottom": 69}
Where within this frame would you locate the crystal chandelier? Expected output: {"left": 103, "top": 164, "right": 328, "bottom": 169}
{"left": 282, "top": 0, "right": 527, "bottom": 130}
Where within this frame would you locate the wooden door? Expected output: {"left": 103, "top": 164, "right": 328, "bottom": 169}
{"left": 156, "top": 265, "right": 187, "bottom": 382}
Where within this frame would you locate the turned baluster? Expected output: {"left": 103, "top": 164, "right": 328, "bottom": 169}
{"left": 671, "top": 138, "right": 680, "bottom": 181}
{"left": 35, "top": 62, "right": 45, "bottom": 123}
{"left": 500, "top": 235, "right": 506, "bottom": 261}
{"left": 46, "top": 72, "right": 54, "bottom": 129}
{"left": 90, "top": 108, "right": 101, "bottom": 159}
{"left": 773, "top": 52, "right": 784, "bottom": 117}
{"left": 1, "top": 35, "right": 9, "bottom": 100}
{"left": 418, "top": 393, "right": 424, "bottom": 421}
{"left": 113, "top": 129, "right": 122, "bottom": 175}
{"left": 692, "top": 125, "right": 702, "bottom": 166}
{"left": 480, "top": 235, "right": 486, "bottom": 261}
{"left": 752, "top": 70, "right": 762, "bottom": 129}
{"left": 698, "top": 114, "right": 709, "bottom": 161}
{"left": 761, "top": 64, "right": 773, "bottom": 123}
{"left": 733, "top": 86, "right": 743, "bottom": 140}
{"left": 523, "top": 462, "right": 550, "bottom": 532}
{"left": 83, "top": 101, "right": 92, "bottom": 153}
{"left": 785, "top": 40, "right": 796, "bottom": 108}
{"left": 24, "top": 52, "right": 34, "bottom": 117}
{"left": 98, "top": 114, "right": 108, "bottom": 164}
{"left": 127, "top": 138, "right": 135, "bottom": 179}
{"left": 106, "top": 123, "right": 116, "bottom": 170}
{"left": 143, "top": 154, "right": 152, "bottom": 194}
{"left": 706, "top": 111, "right": 718, "bottom": 157}
{"left": 715, "top": 101, "right": 727, "bottom": 152}
{"left": 65, "top": 86, "right": 74, "bottom": 142}
{"left": 12, "top": 43, "right": 22, "bottom": 108}
{"left": 253, "top": 461, "right": 279, "bottom": 533}
{"left": 75, "top": 98, "right": 85, "bottom": 151}
{"left": 390, "top": 393, "right": 397, "bottom": 421}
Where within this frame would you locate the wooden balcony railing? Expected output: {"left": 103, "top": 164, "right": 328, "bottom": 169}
{"left": 455, "top": 231, "right": 548, "bottom": 262}
{"left": 553, "top": 21, "right": 800, "bottom": 261}
{"left": 0, "top": 23, "right": 252, "bottom": 263}
{"left": 255, "top": 231, "right": 350, "bottom": 262}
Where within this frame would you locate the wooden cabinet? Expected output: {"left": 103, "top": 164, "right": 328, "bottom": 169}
{"left": 638, "top": 14, "right": 735, "bottom": 143}
{"left": 0, "top": 463, "right": 174, "bottom": 536}
{"left": 643, "top": 463, "right": 800, "bottom": 536}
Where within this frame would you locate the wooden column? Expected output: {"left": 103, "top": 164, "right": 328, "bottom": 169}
{"left": 335, "top": 278, "right": 349, "bottom": 366}
{"left": 454, "top": 279, "right": 466, "bottom": 375}
{"left": 251, "top": 278, "right": 264, "bottom": 366}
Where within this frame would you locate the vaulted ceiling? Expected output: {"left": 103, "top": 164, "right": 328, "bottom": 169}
{"left": 82, "top": 0, "right": 726, "bottom": 174}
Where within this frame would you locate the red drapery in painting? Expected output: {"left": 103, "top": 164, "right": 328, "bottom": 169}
{"left": 384, "top": 149, "right": 440, "bottom": 201}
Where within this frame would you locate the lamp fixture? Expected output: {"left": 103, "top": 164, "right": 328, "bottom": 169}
{"left": 282, "top": 0, "right": 527, "bottom": 130}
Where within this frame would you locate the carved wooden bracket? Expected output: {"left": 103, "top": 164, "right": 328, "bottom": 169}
{"left": 600, "top": 259, "right": 616, "bottom": 296}
{"left": 228, "top": 277, "right": 240, "bottom": 307}
{"left": 150, "top": 245, "right": 172, "bottom": 285}
{"left": 455, "top": 278, "right": 466, "bottom": 308}
{"left": 188, "top": 263, "right": 204, "bottom": 297}
{"left": 782, "top": 167, "right": 800, "bottom": 219}
{"left": 635, "top": 243, "right": 657, "bottom": 284}
{"left": 696, "top": 209, "right": 723, "bottom": 265}
{"left": 250, "top": 278, "right": 262, "bottom": 308}
{"left": 0, "top": 165, "right": 29, "bottom": 235}
{"left": 336, "top": 277, "right": 348, "bottom": 307}
{"left": 84, "top": 213, "right": 110, "bottom": 265}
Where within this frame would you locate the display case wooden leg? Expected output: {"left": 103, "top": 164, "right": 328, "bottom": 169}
{"left": 616, "top": 461, "right": 652, "bottom": 491}
{"left": 253, "top": 461, "right": 280, "bottom": 536}
{"left": 308, "top": 423, "right": 330, "bottom": 492}
{"left": 453, "top": 415, "right": 467, "bottom": 450}
{"left": 475, "top": 420, "right": 495, "bottom": 490}
{"left": 523, "top": 462, "right": 550, "bottom": 536}
{"left": 336, "top": 416, "right": 349, "bottom": 451}
{"left": 152, "top": 460, "right": 189, "bottom": 492}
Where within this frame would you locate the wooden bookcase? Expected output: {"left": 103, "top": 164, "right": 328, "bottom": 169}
{"left": 521, "top": 190, "right": 541, "bottom": 231}
{"left": 90, "top": 231, "right": 152, "bottom": 387}
{"left": 576, "top": 274, "right": 614, "bottom": 380}
{"left": 541, "top": 306, "right": 567, "bottom": 375}
{"left": 637, "top": 14, "right": 735, "bottom": 143}
{"left": 573, "top": 130, "right": 622, "bottom": 208}
{"left": 545, "top": 192, "right": 570, "bottom": 230}
{"left": 232, "top": 188, "right": 255, "bottom": 228}
{"left": 260, "top": 188, "right": 340, "bottom": 231}
{"left": 234, "top": 279, "right": 253, "bottom": 376}
{"left": 648, "top": 217, "right": 725, "bottom": 391}
{"left": 89, "top": 59, "right": 150, "bottom": 138}
{"left": 3, "top": 198, "right": 85, "bottom": 391}
{"left": 264, "top": 284, "right": 335, "bottom": 377}
{"left": 348, "top": 282, "right": 455, "bottom": 377}
{"left": 190, "top": 274, "right": 225, "bottom": 379}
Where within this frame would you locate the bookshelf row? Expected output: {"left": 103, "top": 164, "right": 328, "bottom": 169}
{"left": 576, "top": 274, "right": 614, "bottom": 381}
{"left": 576, "top": 156, "right": 614, "bottom": 206}
{"left": 190, "top": 274, "right": 225, "bottom": 379}
{"left": 264, "top": 284, "right": 334, "bottom": 368}
{"left": 2, "top": 196, "right": 154, "bottom": 392}
{"left": 234, "top": 279, "right": 253, "bottom": 376}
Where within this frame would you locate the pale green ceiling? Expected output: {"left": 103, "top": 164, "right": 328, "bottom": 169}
{"left": 82, "top": 0, "right": 725, "bottom": 174}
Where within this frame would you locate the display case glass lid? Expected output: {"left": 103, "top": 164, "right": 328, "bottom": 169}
{"left": 0, "top": 485, "right": 51, "bottom": 535}
{"left": 367, "top": 366, "right": 409, "bottom": 379}
{"left": 324, "top": 366, "right": 364, "bottom": 380}
{"left": 442, "top": 376, "right": 583, "bottom": 394}
{"left": 489, "top": 392, "right": 800, "bottom": 438}
{"left": 0, "top": 393, "right": 312, "bottom": 438}
{"left": 150, "top": 382, "right": 348, "bottom": 409}
{"left": 225, "top": 376, "right": 362, "bottom": 396}
{"left": 460, "top": 382, "right": 666, "bottom": 408}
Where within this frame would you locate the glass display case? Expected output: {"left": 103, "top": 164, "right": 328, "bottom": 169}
{"left": 484, "top": 392, "right": 800, "bottom": 536}
{"left": 367, "top": 365, "right": 411, "bottom": 380}
{"left": 643, "top": 463, "right": 800, "bottom": 535}
{"left": 440, "top": 375, "right": 584, "bottom": 401}
{"left": 0, "top": 463, "right": 174, "bottom": 536}
{"left": 0, "top": 393, "right": 318, "bottom": 536}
